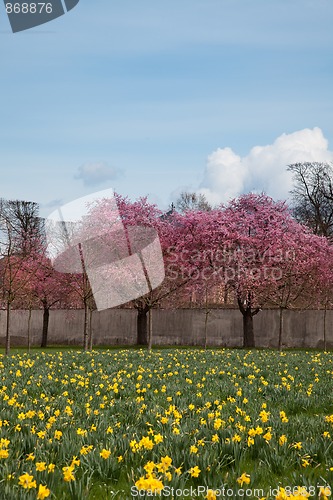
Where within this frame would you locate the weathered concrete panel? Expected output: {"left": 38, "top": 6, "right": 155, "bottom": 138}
{"left": 0, "top": 308, "right": 333, "bottom": 348}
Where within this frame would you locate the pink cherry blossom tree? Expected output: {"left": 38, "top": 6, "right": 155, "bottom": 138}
{"left": 203, "top": 194, "right": 330, "bottom": 348}
{"left": 30, "top": 257, "right": 75, "bottom": 348}
{"left": 76, "top": 194, "right": 209, "bottom": 348}
{"left": 268, "top": 229, "right": 330, "bottom": 349}
{"left": 0, "top": 250, "right": 41, "bottom": 354}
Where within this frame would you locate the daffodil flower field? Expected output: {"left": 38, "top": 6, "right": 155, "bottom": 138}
{"left": 1, "top": 348, "right": 333, "bottom": 499}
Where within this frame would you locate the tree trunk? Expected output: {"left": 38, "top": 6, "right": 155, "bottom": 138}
{"left": 148, "top": 309, "right": 153, "bottom": 351}
{"left": 89, "top": 308, "right": 93, "bottom": 351}
{"left": 223, "top": 284, "right": 229, "bottom": 305}
{"left": 237, "top": 296, "right": 259, "bottom": 348}
{"left": 83, "top": 300, "right": 89, "bottom": 351}
{"left": 278, "top": 307, "right": 284, "bottom": 351}
{"left": 5, "top": 300, "right": 11, "bottom": 356}
{"left": 323, "top": 306, "right": 327, "bottom": 351}
{"left": 242, "top": 309, "right": 255, "bottom": 348}
{"left": 41, "top": 305, "right": 50, "bottom": 348}
{"left": 204, "top": 310, "right": 210, "bottom": 349}
{"left": 137, "top": 307, "right": 149, "bottom": 345}
{"left": 27, "top": 306, "right": 32, "bottom": 353}
{"left": 204, "top": 287, "right": 210, "bottom": 349}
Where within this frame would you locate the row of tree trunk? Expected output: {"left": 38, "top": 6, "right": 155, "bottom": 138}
{"left": 3, "top": 304, "right": 329, "bottom": 353}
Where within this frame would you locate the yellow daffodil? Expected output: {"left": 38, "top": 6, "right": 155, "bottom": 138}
{"left": 100, "top": 449, "right": 111, "bottom": 459}
{"left": 237, "top": 472, "right": 250, "bottom": 486}
{"left": 37, "top": 484, "right": 51, "bottom": 499}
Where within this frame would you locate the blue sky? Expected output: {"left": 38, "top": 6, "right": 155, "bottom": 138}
{"left": 0, "top": 0, "right": 332, "bottom": 216}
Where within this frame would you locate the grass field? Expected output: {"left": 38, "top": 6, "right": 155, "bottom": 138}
{"left": 0, "top": 347, "right": 333, "bottom": 499}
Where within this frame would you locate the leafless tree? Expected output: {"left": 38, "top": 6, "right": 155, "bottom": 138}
{"left": 287, "top": 162, "right": 333, "bottom": 239}
{"left": 175, "top": 191, "right": 212, "bottom": 213}
{"left": 0, "top": 198, "right": 43, "bottom": 255}
{"left": 0, "top": 199, "right": 43, "bottom": 354}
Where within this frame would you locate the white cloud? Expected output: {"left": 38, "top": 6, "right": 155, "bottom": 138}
{"left": 198, "top": 127, "right": 333, "bottom": 205}
{"left": 75, "top": 162, "right": 122, "bottom": 186}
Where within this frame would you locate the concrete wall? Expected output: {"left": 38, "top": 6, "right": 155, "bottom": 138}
{"left": 0, "top": 308, "right": 332, "bottom": 348}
